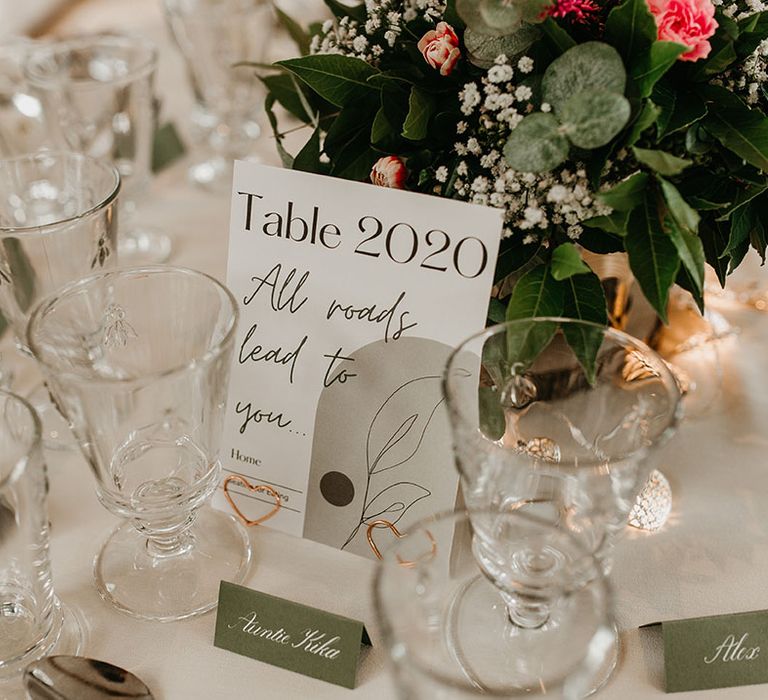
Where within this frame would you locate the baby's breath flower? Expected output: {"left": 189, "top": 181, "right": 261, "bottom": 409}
{"left": 517, "top": 56, "right": 534, "bottom": 73}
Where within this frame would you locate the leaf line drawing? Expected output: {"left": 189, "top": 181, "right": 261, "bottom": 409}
{"left": 342, "top": 374, "right": 444, "bottom": 550}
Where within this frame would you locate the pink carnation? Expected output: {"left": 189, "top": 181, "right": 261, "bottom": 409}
{"left": 646, "top": 0, "right": 718, "bottom": 62}
{"left": 417, "top": 22, "right": 461, "bottom": 76}
{"left": 370, "top": 156, "right": 407, "bottom": 189}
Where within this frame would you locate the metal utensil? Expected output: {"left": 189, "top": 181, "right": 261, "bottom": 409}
{"left": 24, "top": 656, "right": 153, "bottom": 699}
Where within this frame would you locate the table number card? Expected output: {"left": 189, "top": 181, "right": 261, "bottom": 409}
{"left": 217, "top": 162, "right": 502, "bottom": 558}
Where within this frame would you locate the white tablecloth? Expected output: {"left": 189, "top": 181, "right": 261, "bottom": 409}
{"left": 5, "top": 1, "right": 768, "bottom": 698}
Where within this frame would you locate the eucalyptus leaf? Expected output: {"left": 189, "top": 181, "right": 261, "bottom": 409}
{"left": 632, "top": 146, "right": 692, "bottom": 175}
{"left": 504, "top": 113, "right": 569, "bottom": 172}
{"left": 542, "top": 42, "right": 626, "bottom": 112}
{"left": 481, "top": 0, "right": 528, "bottom": 32}
{"left": 560, "top": 89, "right": 631, "bottom": 149}
{"left": 551, "top": 242, "right": 591, "bottom": 280}
{"left": 457, "top": 0, "right": 521, "bottom": 35}
{"left": 505, "top": 265, "right": 565, "bottom": 367}
{"left": 276, "top": 55, "right": 380, "bottom": 108}
{"left": 561, "top": 271, "right": 607, "bottom": 383}
{"left": 625, "top": 189, "right": 680, "bottom": 322}
{"left": 597, "top": 172, "right": 649, "bottom": 210}
{"left": 464, "top": 26, "right": 540, "bottom": 68}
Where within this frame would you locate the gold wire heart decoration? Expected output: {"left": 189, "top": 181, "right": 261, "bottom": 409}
{"left": 223, "top": 474, "right": 281, "bottom": 527}
{"left": 366, "top": 519, "right": 437, "bottom": 568}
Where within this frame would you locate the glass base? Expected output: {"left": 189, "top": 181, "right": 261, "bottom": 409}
{"left": 445, "top": 575, "right": 618, "bottom": 697}
{"left": 188, "top": 156, "right": 233, "bottom": 191}
{"left": 27, "top": 383, "right": 78, "bottom": 452}
{"left": 0, "top": 600, "right": 85, "bottom": 697}
{"left": 93, "top": 506, "right": 251, "bottom": 622}
{"left": 118, "top": 228, "right": 172, "bottom": 265}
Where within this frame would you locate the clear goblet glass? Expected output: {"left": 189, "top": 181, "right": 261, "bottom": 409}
{"left": 373, "top": 510, "right": 615, "bottom": 699}
{"left": 0, "top": 389, "right": 83, "bottom": 697}
{"left": 0, "top": 151, "right": 120, "bottom": 449}
{"left": 163, "top": 0, "right": 272, "bottom": 190}
{"left": 443, "top": 318, "right": 682, "bottom": 691}
{"left": 24, "top": 33, "right": 172, "bottom": 264}
{"left": 27, "top": 266, "right": 250, "bottom": 621}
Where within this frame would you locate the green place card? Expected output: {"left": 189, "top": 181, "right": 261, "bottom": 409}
{"left": 653, "top": 610, "right": 768, "bottom": 692}
{"left": 214, "top": 581, "right": 372, "bottom": 689}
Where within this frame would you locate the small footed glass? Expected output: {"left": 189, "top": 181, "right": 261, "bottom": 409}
{"left": 28, "top": 266, "right": 250, "bottom": 621}
{"left": 0, "top": 389, "right": 83, "bottom": 697}
{"left": 373, "top": 510, "right": 615, "bottom": 699}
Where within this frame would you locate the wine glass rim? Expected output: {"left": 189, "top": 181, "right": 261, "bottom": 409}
{"left": 0, "top": 151, "right": 121, "bottom": 236}
{"left": 442, "top": 317, "right": 683, "bottom": 469}
{"left": 0, "top": 389, "right": 42, "bottom": 490}
{"left": 24, "top": 32, "right": 158, "bottom": 88}
{"left": 372, "top": 507, "right": 614, "bottom": 697}
{"left": 26, "top": 265, "right": 239, "bottom": 387}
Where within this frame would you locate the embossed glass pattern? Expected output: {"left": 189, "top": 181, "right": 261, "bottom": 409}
{"left": 27, "top": 266, "right": 250, "bottom": 621}
{"left": 0, "top": 390, "right": 82, "bottom": 687}
{"left": 0, "top": 151, "right": 120, "bottom": 356}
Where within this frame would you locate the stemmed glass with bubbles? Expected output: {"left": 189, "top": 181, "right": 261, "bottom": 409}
{"left": 163, "top": 0, "right": 272, "bottom": 189}
{"left": 24, "top": 33, "right": 172, "bottom": 264}
{"left": 374, "top": 509, "right": 615, "bottom": 699}
{"left": 0, "top": 151, "right": 120, "bottom": 448}
{"left": 443, "top": 318, "right": 681, "bottom": 693}
{"left": 27, "top": 266, "right": 249, "bottom": 621}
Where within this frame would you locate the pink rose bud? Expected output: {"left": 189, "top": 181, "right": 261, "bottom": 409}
{"left": 417, "top": 22, "right": 461, "bottom": 76}
{"left": 646, "top": 0, "right": 718, "bottom": 62}
{"left": 370, "top": 156, "right": 408, "bottom": 189}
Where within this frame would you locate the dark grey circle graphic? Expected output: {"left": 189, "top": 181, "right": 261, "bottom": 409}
{"left": 320, "top": 471, "right": 355, "bottom": 507}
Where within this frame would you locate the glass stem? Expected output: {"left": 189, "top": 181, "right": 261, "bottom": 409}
{"left": 133, "top": 512, "right": 196, "bottom": 558}
{"left": 501, "top": 591, "right": 551, "bottom": 629}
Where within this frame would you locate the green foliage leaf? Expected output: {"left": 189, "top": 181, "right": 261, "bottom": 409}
{"left": 371, "top": 91, "right": 408, "bottom": 148}
{"left": 579, "top": 226, "right": 626, "bottom": 253}
{"left": 504, "top": 113, "right": 569, "bottom": 172}
{"left": 540, "top": 17, "right": 576, "bottom": 55}
{"left": 292, "top": 126, "right": 321, "bottom": 173}
{"left": 701, "top": 86, "right": 768, "bottom": 172}
{"left": 604, "top": 0, "right": 657, "bottom": 63}
{"left": 561, "top": 271, "right": 608, "bottom": 383}
{"left": 265, "top": 94, "right": 294, "bottom": 168}
{"left": 488, "top": 297, "right": 507, "bottom": 324}
{"left": 597, "top": 172, "right": 649, "bottom": 210}
{"left": 582, "top": 210, "right": 630, "bottom": 235}
{"left": 699, "top": 219, "right": 730, "bottom": 286}
{"left": 542, "top": 42, "right": 626, "bottom": 112}
{"left": 274, "top": 6, "right": 311, "bottom": 55}
{"left": 261, "top": 73, "right": 313, "bottom": 123}
{"left": 324, "top": 0, "right": 366, "bottom": 22}
{"left": 551, "top": 242, "right": 591, "bottom": 280}
{"left": 402, "top": 88, "right": 435, "bottom": 141}
{"left": 560, "top": 90, "right": 631, "bottom": 149}
{"left": 464, "top": 26, "right": 541, "bottom": 68}
{"left": 276, "top": 55, "right": 380, "bottom": 108}
{"left": 659, "top": 178, "right": 705, "bottom": 297}
{"left": 631, "top": 41, "right": 687, "bottom": 98}
{"left": 690, "top": 36, "right": 738, "bottom": 80}
{"left": 625, "top": 189, "right": 680, "bottom": 322}
{"left": 632, "top": 146, "right": 692, "bottom": 175}
{"left": 505, "top": 265, "right": 565, "bottom": 366}
{"left": 737, "top": 11, "right": 768, "bottom": 57}
{"left": 495, "top": 236, "right": 542, "bottom": 282}
{"left": 653, "top": 82, "right": 707, "bottom": 139}
{"left": 625, "top": 99, "right": 660, "bottom": 146}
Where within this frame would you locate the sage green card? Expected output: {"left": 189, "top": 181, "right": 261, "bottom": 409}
{"left": 659, "top": 609, "right": 768, "bottom": 692}
{"left": 214, "top": 581, "right": 372, "bottom": 689}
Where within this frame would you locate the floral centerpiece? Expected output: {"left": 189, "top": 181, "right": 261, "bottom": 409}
{"left": 261, "top": 0, "right": 768, "bottom": 366}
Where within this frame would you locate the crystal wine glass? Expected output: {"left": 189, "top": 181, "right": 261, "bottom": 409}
{"left": 27, "top": 265, "right": 250, "bottom": 621}
{"left": 24, "top": 33, "right": 172, "bottom": 264}
{"left": 0, "top": 150, "right": 120, "bottom": 449}
{"left": 443, "top": 318, "right": 682, "bottom": 691}
{"left": 373, "top": 509, "right": 615, "bottom": 698}
{"left": 163, "top": 0, "right": 272, "bottom": 189}
{"left": 0, "top": 389, "right": 83, "bottom": 698}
